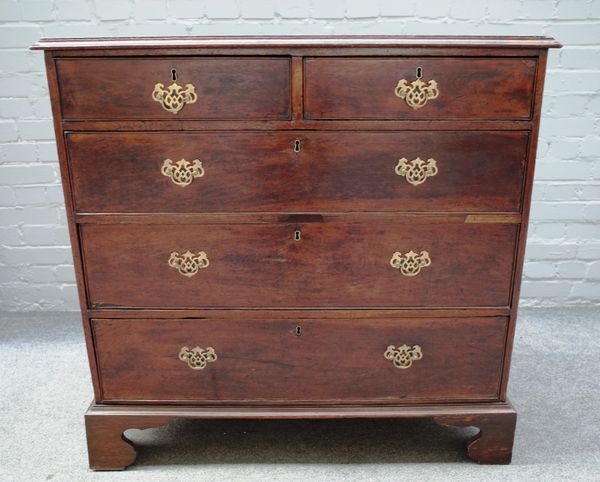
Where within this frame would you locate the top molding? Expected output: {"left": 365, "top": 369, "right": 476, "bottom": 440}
{"left": 31, "top": 35, "right": 562, "bottom": 51}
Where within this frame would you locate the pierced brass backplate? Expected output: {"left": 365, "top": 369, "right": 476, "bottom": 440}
{"left": 168, "top": 250, "right": 209, "bottom": 277}
{"left": 152, "top": 76, "right": 198, "bottom": 114}
{"left": 161, "top": 159, "right": 205, "bottom": 187}
{"left": 395, "top": 157, "right": 438, "bottom": 186}
{"left": 390, "top": 250, "right": 431, "bottom": 277}
{"left": 394, "top": 68, "right": 439, "bottom": 110}
{"left": 384, "top": 344, "right": 423, "bottom": 369}
{"left": 179, "top": 346, "right": 217, "bottom": 370}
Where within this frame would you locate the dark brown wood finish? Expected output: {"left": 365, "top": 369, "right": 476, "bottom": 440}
{"left": 93, "top": 317, "right": 507, "bottom": 404}
{"left": 80, "top": 222, "right": 517, "bottom": 308}
{"left": 34, "top": 36, "right": 559, "bottom": 469}
{"left": 67, "top": 131, "right": 528, "bottom": 213}
{"left": 84, "top": 401, "right": 518, "bottom": 469}
{"left": 56, "top": 57, "right": 291, "bottom": 120}
{"left": 304, "top": 57, "right": 537, "bottom": 120}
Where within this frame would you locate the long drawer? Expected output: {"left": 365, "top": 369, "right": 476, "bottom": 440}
{"left": 93, "top": 316, "right": 507, "bottom": 404}
{"left": 67, "top": 131, "right": 528, "bottom": 213}
{"left": 55, "top": 57, "right": 291, "bottom": 120}
{"left": 80, "top": 222, "right": 517, "bottom": 309}
{"left": 304, "top": 57, "right": 537, "bottom": 120}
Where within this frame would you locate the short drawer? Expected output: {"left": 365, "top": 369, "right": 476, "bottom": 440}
{"left": 93, "top": 316, "right": 507, "bottom": 403}
{"left": 304, "top": 57, "right": 536, "bottom": 120}
{"left": 67, "top": 131, "right": 528, "bottom": 214}
{"left": 55, "top": 57, "right": 291, "bottom": 120}
{"left": 81, "top": 222, "right": 517, "bottom": 309}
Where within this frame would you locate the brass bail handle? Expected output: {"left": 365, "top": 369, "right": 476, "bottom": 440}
{"left": 394, "top": 66, "right": 439, "bottom": 110}
{"left": 152, "top": 67, "right": 198, "bottom": 114}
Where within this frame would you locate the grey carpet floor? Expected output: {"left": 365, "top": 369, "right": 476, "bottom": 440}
{"left": 0, "top": 308, "right": 599, "bottom": 481}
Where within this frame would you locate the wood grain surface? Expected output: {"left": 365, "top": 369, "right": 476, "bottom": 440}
{"left": 93, "top": 316, "right": 507, "bottom": 403}
{"left": 67, "top": 131, "right": 528, "bottom": 213}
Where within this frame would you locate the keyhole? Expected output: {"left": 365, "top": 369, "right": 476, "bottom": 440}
{"left": 416, "top": 67, "right": 422, "bottom": 78}
{"left": 294, "top": 230, "right": 301, "bottom": 241}
{"left": 293, "top": 139, "right": 301, "bottom": 152}
{"left": 295, "top": 325, "right": 302, "bottom": 336}
{"left": 171, "top": 69, "right": 177, "bottom": 81}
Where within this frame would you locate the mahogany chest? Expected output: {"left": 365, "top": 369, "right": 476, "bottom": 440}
{"left": 32, "top": 35, "right": 560, "bottom": 469}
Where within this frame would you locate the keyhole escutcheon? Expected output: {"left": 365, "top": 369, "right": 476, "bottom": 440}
{"left": 293, "top": 139, "right": 301, "bottom": 152}
{"left": 295, "top": 325, "right": 302, "bottom": 336}
{"left": 416, "top": 66, "right": 423, "bottom": 78}
{"left": 171, "top": 68, "right": 177, "bottom": 81}
{"left": 294, "top": 230, "right": 302, "bottom": 241}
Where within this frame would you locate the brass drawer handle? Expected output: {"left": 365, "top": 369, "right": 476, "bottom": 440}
{"left": 161, "top": 158, "right": 205, "bottom": 187}
{"left": 384, "top": 344, "right": 423, "bottom": 369}
{"left": 394, "top": 67, "right": 439, "bottom": 110}
{"left": 395, "top": 157, "right": 438, "bottom": 186}
{"left": 168, "top": 250, "right": 209, "bottom": 277}
{"left": 179, "top": 346, "right": 217, "bottom": 370}
{"left": 390, "top": 250, "right": 431, "bottom": 277}
{"left": 152, "top": 69, "right": 198, "bottom": 114}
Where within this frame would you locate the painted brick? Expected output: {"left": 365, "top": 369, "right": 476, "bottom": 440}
{"left": 21, "top": 225, "right": 71, "bottom": 245}
{"left": 487, "top": 0, "right": 522, "bottom": 20}
{"left": 134, "top": 0, "right": 168, "bottom": 20}
{"left": 581, "top": 137, "right": 600, "bottom": 158}
{"left": 524, "top": 262, "right": 556, "bottom": 279}
{"left": 570, "top": 282, "right": 600, "bottom": 298}
{"left": 275, "top": 0, "right": 310, "bottom": 19}
{"left": 525, "top": 244, "right": 579, "bottom": 260}
{"left": 0, "top": 25, "right": 41, "bottom": 47}
{"left": 565, "top": 223, "right": 600, "bottom": 239}
{"left": 0, "top": 98, "right": 34, "bottom": 118}
{"left": 20, "top": 1, "right": 55, "bottom": 21}
{"left": 55, "top": 1, "right": 94, "bottom": 21}
{"left": 378, "top": 0, "right": 416, "bottom": 17}
{"left": 560, "top": 48, "right": 600, "bottom": 69}
{"left": 577, "top": 244, "right": 600, "bottom": 259}
{"left": 0, "top": 0, "right": 599, "bottom": 310}
{"left": 95, "top": 1, "right": 132, "bottom": 20}
{"left": 12, "top": 186, "right": 51, "bottom": 205}
{"left": 54, "top": 264, "right": 76, "bottom": 283}
{"left": 450, "top": 2, "right": 485, "bottom": 20}
{"left": 547, "top": 23, "right": 600, "bottom": 45}
{"left": 532, "top": 223, "right": 566, "bottom": 239}
{"left": 520, "top": 281, "right": 572, "bottom": 298}
{"left": 0, "top": 51, "right": 32, "bottom": 73}
{"left": 17, "top": 120, "right": 55, "bottom": 140}
{"left": 0, "top": 1, "right": 21, "bottom": 21}
{"left": 346, "top": 0, "right": 378, "bottom": 19}
{"left": 536, "top": 161, "right": 591, "bottom": 181}
{"left": 238, "top": 0, "right": 275, "bottom": 19}
{"left": 587, "top": 262, "right": 600, "bottom": 279}
{"left": 520, "top": 0, "right": 556, "bottom": 19}
{"left": 311, "top": 0, "right": 345, "bottom": 19}
{"left": 0, "top": 121, "right": 18, "bottom": 142}
{"left": 0, "top": 164, "right": 56, "bottom": 185}
{"left": 0, "top": 226, "right": 22, "bottom": 245}
{"left": 0, "top": 206, "right": 60, "bottom": 225}
{"left": 557, "top": 261, "right": 588, "bottom": 279}
{"left": 0, "top": 246, "right": 73, "bottom": 265}
{"left": 0, "top": 187, "right": 16, "bottom": 206}
{"left": 205, "top": 0, "right": 238, "bottom": 19}
{"left": 530, "top": 202, "right": 586, "bottom": 220}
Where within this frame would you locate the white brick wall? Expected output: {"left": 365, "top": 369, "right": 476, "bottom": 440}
{"left": 0, "top": 0, "right": 599, "bottom": 310}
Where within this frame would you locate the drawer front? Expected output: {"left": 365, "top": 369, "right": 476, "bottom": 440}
{"left": 67, "top": 131, "right": 527, "bottom": 214}
{"left": 304, "top": 57, "right": 536, "bottom": 120}
{"left": 55, "top": 57, "right": 291, "bottom": 120}
{"left": 93, "top": 317, "right": 507, "bottom": 403}
{"left": 81, "top": 222, "right": 517, "bottom": 308}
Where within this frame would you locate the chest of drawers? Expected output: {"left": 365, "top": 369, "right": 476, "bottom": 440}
{"left": 33, "top": 35, "right": 560, "bottom": 469}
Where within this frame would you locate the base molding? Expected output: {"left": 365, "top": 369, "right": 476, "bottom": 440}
{"left": 85, "top": 401, "right": 517, "bottom": 470}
